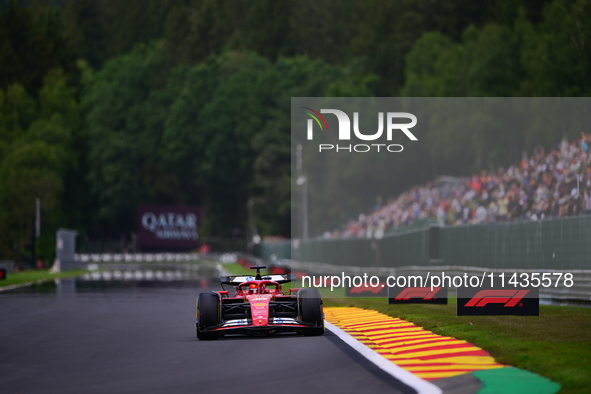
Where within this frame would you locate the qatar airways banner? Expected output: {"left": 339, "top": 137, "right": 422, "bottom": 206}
{"left": 137, "top": 206, "right": 202, "bottom": 250}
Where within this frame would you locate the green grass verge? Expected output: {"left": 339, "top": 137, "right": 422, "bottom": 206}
{"left": 222, "top": 263, "right": 254, "bottom": 275}
{"left": 324, "top": 297, "right": 591, "bottom": 394}
{"left": 0, "top": 269, "right": 87, "bottom": 288}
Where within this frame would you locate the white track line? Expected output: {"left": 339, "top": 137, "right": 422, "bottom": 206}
{"left": 0, "top": 279, "right": 52, "bottom": 292}
{"left": 325, "top": 321, "right": 442, "bottom": 394}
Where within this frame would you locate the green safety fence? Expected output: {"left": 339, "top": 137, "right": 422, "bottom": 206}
{"left": 259, "top": 215, "right": 591, "bottom": 270}
{"left": 293, "top": 237, "right": 376, "bottom": 266}
{"left": 378, "top": 229, "right": 431, "bottom": 266}
{"left": 440, "top": 215, "right": 591, "bottom": 270}
{"left": 255, "top": 241, "right": 292, "bottom": 260}
{"left": 291, "top": 227, "right": 431, "bottom": 267}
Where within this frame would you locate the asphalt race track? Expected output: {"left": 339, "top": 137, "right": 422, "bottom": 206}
{"left": 0, "top": 279, "right": 416, "bottom": 394}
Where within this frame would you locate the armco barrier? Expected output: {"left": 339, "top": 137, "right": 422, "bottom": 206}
{"left": 76, "top": 252, "right": 211, "bottom": 263}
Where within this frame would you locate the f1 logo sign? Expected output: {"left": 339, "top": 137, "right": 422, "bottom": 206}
{"left": 464, "top": 290, "right": 530, "bottom": 307}
{"left": 346, "top": 279, "right": 388, "bottom": 297}
{"left": 388, "top": 286, "right": 447, "bottom": 304}
{"left": 349, "top": 285, "right": 385, "bottom": 295}
{"left": 395, "top": 287, "right": 442, "bottom": 300}
{"left": 457, "top": 286, "right": 539, "bottom": 316}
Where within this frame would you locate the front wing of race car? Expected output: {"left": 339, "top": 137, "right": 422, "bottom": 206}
{"left": 212, "top": 317, "right": 316, "bottom": 336}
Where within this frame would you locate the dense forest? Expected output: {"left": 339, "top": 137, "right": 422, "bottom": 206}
{"left": 0, "top": 0, "right": 589, "bottom": 261}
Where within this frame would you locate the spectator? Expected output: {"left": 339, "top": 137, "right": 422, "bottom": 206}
{"left": 328, "top": 136, "right": 591, "bottom": 238}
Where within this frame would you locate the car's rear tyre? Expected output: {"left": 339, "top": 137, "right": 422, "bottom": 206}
{"left": 196, "top": 293, "right": 220, "bottom": 340}
{"left": 299, "top": 288, "right": 325, "bottom": 336}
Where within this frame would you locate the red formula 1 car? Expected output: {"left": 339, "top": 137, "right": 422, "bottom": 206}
{"left": 196, "top": 265, "right": 324, "bottom": 340}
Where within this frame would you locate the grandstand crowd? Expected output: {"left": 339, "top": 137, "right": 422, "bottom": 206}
{"left": 329, "top": 135, "right": 591, "bottom": 239}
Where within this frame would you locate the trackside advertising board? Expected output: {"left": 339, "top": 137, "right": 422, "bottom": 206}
{"left": 137, "top": 205, "right": 202, "bottom": 250}
{"left": 345, "top": 277, "right": 388, "bottom": 297}
{"left": 388, "top": 286, "right": 448, "bottom": 304}
{"left": 457, "top": 285, "right": 539, "bottom": 316}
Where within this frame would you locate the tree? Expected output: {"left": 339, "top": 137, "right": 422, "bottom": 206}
{"left": 0, "top": 68, "right": 80, "bottom": 261}
{"left": 520, "top": 0, "right": 591, "bottom": 96}
{"left": 83, "top": 43, "right": 170, "bottom": 234}
{"left": 0, "top": 0, "right": 76, "bottom": 95}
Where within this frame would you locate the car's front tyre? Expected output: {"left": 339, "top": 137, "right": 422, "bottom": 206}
{"left": 196, "top": 293, "right": 220, "bottom": 340}
{"left": 299, "top": 288, "right": 325, "bottom": 336}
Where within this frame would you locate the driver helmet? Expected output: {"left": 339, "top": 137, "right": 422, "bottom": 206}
{"left": 249, "top": 284, "right": 258, "bottom": 294}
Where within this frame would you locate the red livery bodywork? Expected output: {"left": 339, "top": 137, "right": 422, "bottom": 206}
{"left": 196, "top": 266, "right": 324, "bottom": 339}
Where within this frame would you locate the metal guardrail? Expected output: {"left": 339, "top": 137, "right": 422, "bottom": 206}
{"left": 81, "top": 269, "right": 189, "bottom": 281}
{"left": 77, "top": 253, "right": 200, "bottom": 263}
{"left": 75, "top": 252, "right": 229, "bottom": 263}
{"left": 73, "top": 254, "right": 226, "bottom": 281}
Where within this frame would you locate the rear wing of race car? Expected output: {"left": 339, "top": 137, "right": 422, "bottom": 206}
{"left": 220, "top": 273, "right": 296, "bottom": 285}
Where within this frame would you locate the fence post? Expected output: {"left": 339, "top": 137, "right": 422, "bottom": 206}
{"left": 429, "top": 226, "right": 442, "bottom": 263}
